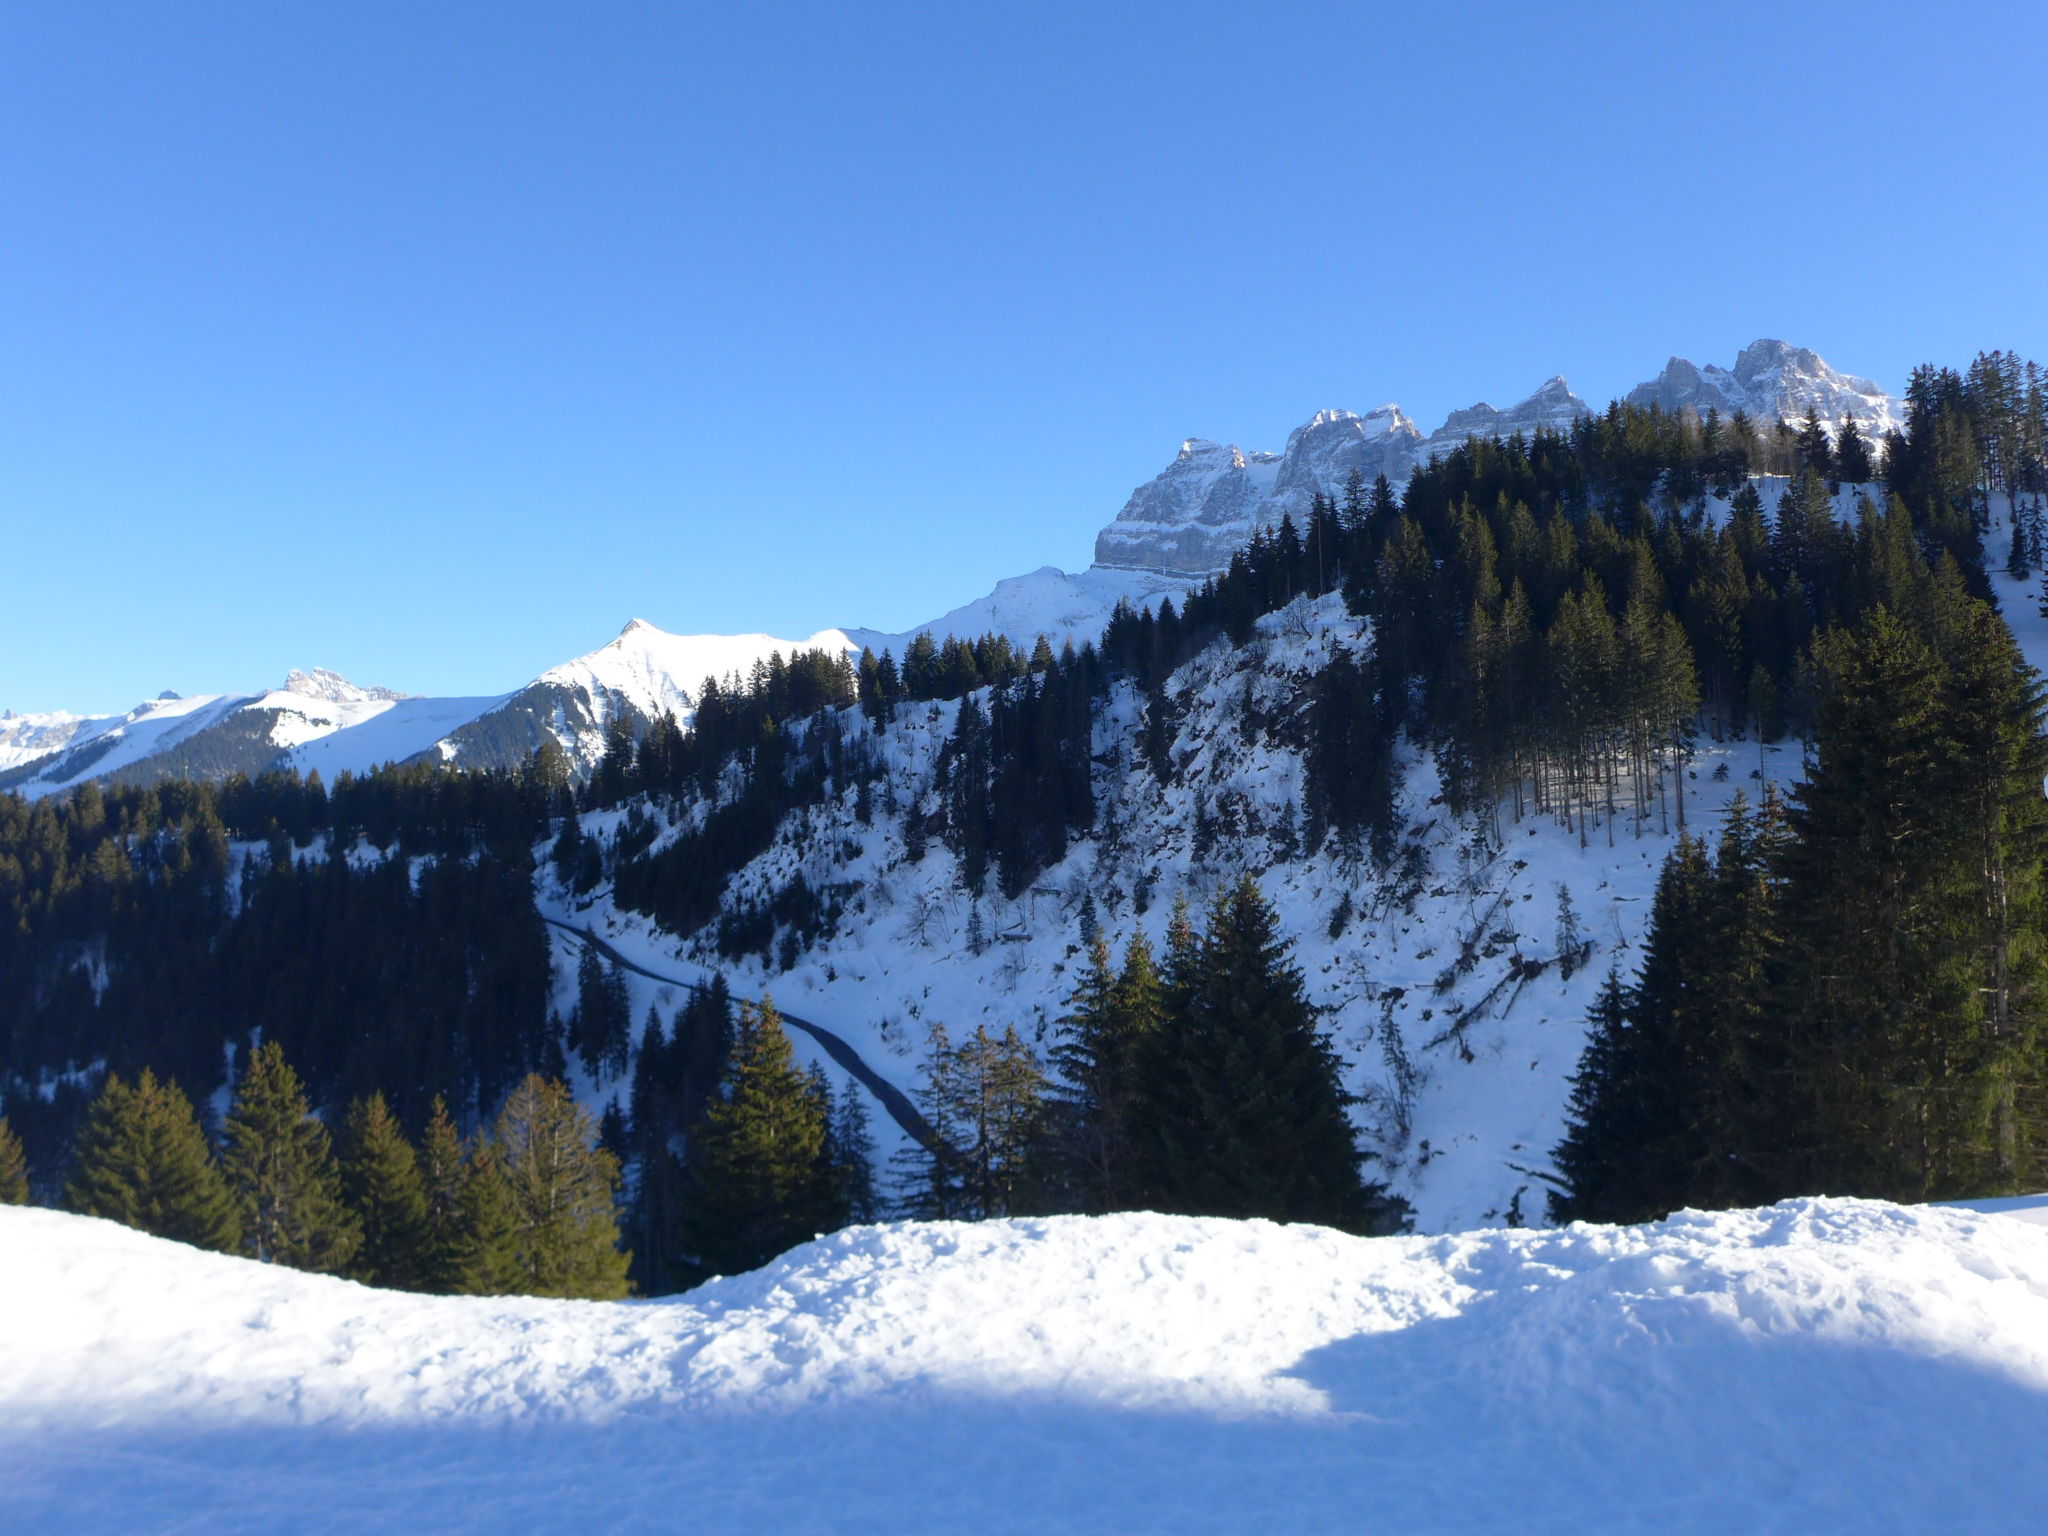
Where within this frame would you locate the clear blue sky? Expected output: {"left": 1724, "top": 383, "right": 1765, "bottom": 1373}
{"left": 4, "top": 1, "right": 2044, "bottom": 714}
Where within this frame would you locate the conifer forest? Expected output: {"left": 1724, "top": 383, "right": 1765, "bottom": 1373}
{"left": 7, "top": 350, "right": 2048, "bottom": 1295}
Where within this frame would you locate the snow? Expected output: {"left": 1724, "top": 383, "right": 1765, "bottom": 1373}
{"left": 280, "top": 692, "right": 512, "bottom": 781}
{"left": 845, "top": 563, "right": 1197, "bottom": 659}
{"left": 4, "top": 1197, "right": 2046, "bottom": 1532}
{"left": 539, "top": 617, "right": 862, "bottom": 720}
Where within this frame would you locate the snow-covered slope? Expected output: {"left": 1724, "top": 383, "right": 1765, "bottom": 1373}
{"left": 1095, "top": 340, "right": 1900, "bottom": 575}
{"left": 0, "top": 708, "right": 105, "bottom": 772}
{"left": 845, "top": 563, "right": 1198, "bottom": 660}
{"left": 576, "top": 588, "right": 1809, "bottom": 1232}
{"left": 6, "top": 1198, "right": 2047, "bottom": 1533}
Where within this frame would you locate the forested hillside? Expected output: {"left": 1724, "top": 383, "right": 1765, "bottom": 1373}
{"left": 6, "top": 348, "right": 2048, "bottom": 1292}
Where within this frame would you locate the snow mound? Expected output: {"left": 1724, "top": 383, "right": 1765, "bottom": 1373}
{"left": 5, "top": 1199, "right": 2047, "bottom": 1532}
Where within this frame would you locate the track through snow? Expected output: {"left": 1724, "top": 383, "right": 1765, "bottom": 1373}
{"left": 5, "top": 1200, "right": 2048, "bottom": 1533}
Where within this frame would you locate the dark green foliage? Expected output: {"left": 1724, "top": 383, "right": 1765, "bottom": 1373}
{"left": 902, "top": 1021, "right": 1047, "bottom": 1220}
{"left": 64, "top": 1069, "right": 240, "bottom": 1252}
{"left": 0, "top": 1116, "right": 26, "bottom": 1204}
{"left": 221, "top": 1041, "right": 361, "bottom": 1272}
{"left": 571, "top": 947, "right": 632, "bottom": 1082}
{"left": 1052, "top": 934, "right": 1165, "bottom": 1212}
{"left": 1141, "top": 876, "right": 1390, "bottom": 1232}
{"left": 684, "top": 997, "right": 839, "bottom": 1277}
{"left": 488, "top": 1074, "right": 631, "bottom": 1298}
{"left": 1557, "top": 583, "right": 2048, "bottom": 1217}
{"left": 415, "top": 1096, "right": 470, "bottom": 1294}
{"left": 338, "top": 1092, "right": 430, "bottom": 1290}
{"left": 454, "top": 1136, "right": 524, "bottom": 1295}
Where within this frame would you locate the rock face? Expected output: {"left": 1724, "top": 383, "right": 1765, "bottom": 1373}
{"left": 1624, "top": 339, "right": 1901, "bottom": 437}
{"left": 280, "top": 668, "right": 416, "bottom": 704}
{"left": 1093, "top": 342, "right": 1902, "bottom": 576}
{"left": 1094, "top": 380, "right": 1589, "bottom": 576}
{"left": 1091, "top": 438, "right": 1285, "bottom": 574}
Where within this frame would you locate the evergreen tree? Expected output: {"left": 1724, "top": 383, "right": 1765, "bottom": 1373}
{"left": 1148, "top": 876, "right": 1388, "bottom": 1231}
{"left": 825, "top": 1080, "right": 879, "bottom": 1225}
{"left": 0, "top": 1116, "right": 26, "bottom": 1205}
{"left": 338, "top": 1092, "right": 429, "bottom": 1290}
{"left": 64, "top": 1070, "right": 240, "bottom": 1252}
{"left": 221, "top": 1041, "right": 361, "bottom": 1272}
{"left": 454, "top": 1134, "right": 523, "bottom": 1295}
{"left": 1054, "top": 933, "right": 1162, "bottom": 1211}
{"left": 684, "top": 998, "right": 836, "bottom": 1278}
{"left": 1775, "top": 608, "right": 2046, "bottom": 1198}
{"left": 416, "top": 1095, "right": 470, "bottom": 1293}
{"left": 492, "top": 1074, "right": 631, "bottom": 1298}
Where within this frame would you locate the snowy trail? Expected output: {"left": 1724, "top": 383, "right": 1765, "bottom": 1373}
{"left": 541, "top": 916, "right": 936, "bottom": 1149}
{"left": 5, "top": 1199, "right": 2048, "bottom": 1533}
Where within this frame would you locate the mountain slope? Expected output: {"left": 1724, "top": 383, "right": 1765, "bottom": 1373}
{"left": 1095, "top": 339, "right": 1900, "bottom": 575}
{"left": 5, "top": 1198, "right": 2046, "bottom": 1533}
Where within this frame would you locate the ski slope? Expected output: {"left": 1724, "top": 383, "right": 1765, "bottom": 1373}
{"left": 4, "top": 1198, "right": 2047, "bottom": 1533}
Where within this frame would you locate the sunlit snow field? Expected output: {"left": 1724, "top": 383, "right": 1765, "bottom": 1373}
{"left": 6, "top": 1198, "right": 2048, "bottom": 1533}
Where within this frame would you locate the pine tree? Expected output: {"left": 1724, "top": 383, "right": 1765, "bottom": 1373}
{"left": 454, "top": 1135, "right": 523, "bottom": 1294}
{"left": 221, "top": 1041, "right": 361, "bottom": 1272}
{"left": 1776, "top": 603, "right": 2048, "bottom": 1198}
{"left": 1549, "top": 967, "right": 1636, "bottom": 1224}
{"left": 684, "top": 998, "right": 835, "bottom": 1278}
{"left": 338, "top": 1092, "right": 429, "bottom": 1290}
{"left": 1149, "top": 876, "right": 1387, "bottom": 1231}
{"left": 492, "top": 1074, "right": 631, "bottom": 1298}
{"left": 64, "top": 1070, "right": 241, "bottom": 1252}
{"left": 826, "top": 1080, "right": 879, "bottom": 1225}
{"left": 415, "top": 1095, "right": 470, "bottom": 1293}
{"left": 1054, "top": 933, "right": 1162, "bottom": 1211}
{"left": 0, "top": 1117, "right": 28, "bottom": 1205}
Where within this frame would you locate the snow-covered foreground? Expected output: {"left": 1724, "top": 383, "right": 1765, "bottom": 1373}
{"left": 5, "top": 1201, "right": 2047, "bottom": 1533}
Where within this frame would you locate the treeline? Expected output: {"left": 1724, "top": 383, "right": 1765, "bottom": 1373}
{"left": 1554, "top": 587, "right": 2048, "bottom": 1217}
{"left": 0, "top": 761, "right": 564, "bottom": 1182}
{"left": 46, "top": 1041, "right": 629, "bottom": 1297}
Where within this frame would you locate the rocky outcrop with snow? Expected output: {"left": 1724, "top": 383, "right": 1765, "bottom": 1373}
{"left": 1624, "top": 338, "right": 1902, "bottom": 436}
{"left": 1094, "top": 379, "right": 1596, "bottom": 576}
{"left": 6, "top": 1198, "right": 2047, "bottom": 1532}
{"left": 280, "top": 668, "right": 416, "bottom": 705}
{"left": 1092, "top": 341, "right": 1898, "bottom": 576}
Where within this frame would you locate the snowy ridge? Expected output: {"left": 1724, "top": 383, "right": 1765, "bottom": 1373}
{"left": 1095, "top": 339, "right": 1901, "bottom": 575}
{"left": 6, "top": 1198, "right": 2048, "bottom": 1530}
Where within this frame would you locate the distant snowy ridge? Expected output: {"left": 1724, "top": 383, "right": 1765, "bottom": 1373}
{"left": 280, "top": 668, "right": 416, "bottom": 704}
{"left": 6, "top": 1198, "right": 2048, "bottom": 1532}
{"left": 1095, "top": 339, "right": 1904, "bottom": 575}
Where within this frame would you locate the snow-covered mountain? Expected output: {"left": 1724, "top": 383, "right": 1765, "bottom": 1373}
{"left": 1095, "top": 339, "right": 1900, "bottom": 575}
{"left": 1625, "top": 338, "right": 1902, "bottom": 436}
{"left": 7, "top": 1198, "right": 2047, "bottom": 1532}
{"left": 2, "top": 339, "right": 1904, "bottom": 793}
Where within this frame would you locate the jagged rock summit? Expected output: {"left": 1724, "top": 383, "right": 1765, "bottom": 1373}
{"left": 1625, "top": 338, "right": 1901, "bottom": 437}
{"left": 1095, "top": 340, "right": 1901, "bottom": 576}
{"left": 280, "top": 668, "right": 416, "bottom": 704}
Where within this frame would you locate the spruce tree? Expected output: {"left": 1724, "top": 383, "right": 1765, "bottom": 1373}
{"left": 826, "top": 1080, "right": 879, "bottom": 1225}
{"left": 492, "top": 1074, "right": 631, "bottom": 1299}
{"left": 1055, "top": 933, "right": 1163, "bottom": 1211}
{"left": 221, "top": 1041, "right": 361, "bottom": 1272}
{"left": 0, "top": 1116, "right": 28, "bottom": 1205}
{"left": 65, "top": 1070, "right": 240, "bottom": 1252}
{"left": 454, "top": 1135, "right": 524, "bottom": 1295}
{"left": 338, "top": 1092, "right": 429, "bottom": 1290}
{"left": 684, "top": 998, "right": 835, "bottom": 1277}
{"left": 415, "top": 1095, "right": 470, "bottom": 1293}
{"left": 1150, "top": 876, "right": 1387, "bottom": 1231}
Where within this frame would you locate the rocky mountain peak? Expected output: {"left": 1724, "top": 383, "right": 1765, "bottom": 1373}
{"left": 281, "top": 668, "right": 415, "bottom": 705}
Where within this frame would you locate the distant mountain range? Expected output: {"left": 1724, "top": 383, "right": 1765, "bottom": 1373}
{"left": 1093, "top": 339, "right": 1902, "bottom": 575}
{"left": 2, "top": 339, "right": 1899, "bottom": 798}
